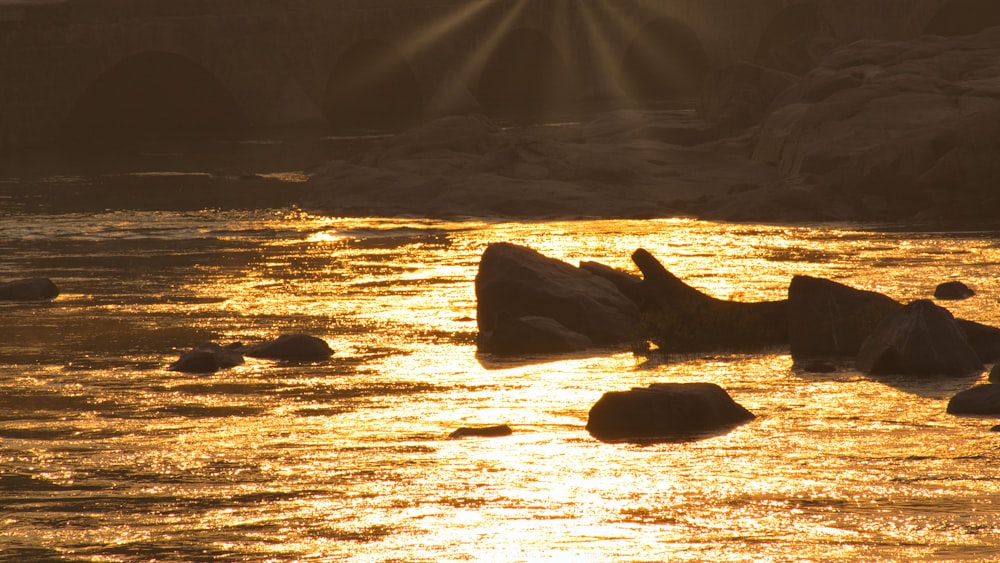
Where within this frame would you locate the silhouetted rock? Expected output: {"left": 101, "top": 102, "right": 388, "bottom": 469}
{"left": 579, "top": 261, "right": 647, "bottom": 306}
{"left": 449, "top": 425, "right": 513, "bottom": 439}
{"left": 632, "top": 248, "right": 787, "bottom": 353}
{"left": 0, "top": 278, "right": 59, "bottom": 302}
{"left": 243, "top": 334, "right": 333, "bottom": 362}
{"left": 168, "top": 342, "right": 244, "bottom": 374}
{"left": 991, "top": 363, "right": 1000, "bottom": 383}
{"left": 955, "top": 319, "right": 1000, "bottom": 363}
{"left": 586, "top": 383, "right": 755, "bottom": 442}
{"left": 947, "top": 384, "right": 1000, "bottom": 416}
{"left": 475, "top": 243, "right": 639, "bottom": 351}
{"left": 788, "top": 276, "right": 901, "bottom": 360}
{"left": 935, "top": 281, "right": 975, "bottom": 300}
{"left": 857, "top": 300, "right": 984, "bottom": 377}
{"left": 753, "top": 27, "right": 1000, "bottom": 222}
{"left": 478, "top": 314, "right": 593, "bottom": 356}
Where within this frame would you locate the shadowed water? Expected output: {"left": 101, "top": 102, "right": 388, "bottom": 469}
{"left": 2, "top": 154, "right": 1000, "bottom": 561}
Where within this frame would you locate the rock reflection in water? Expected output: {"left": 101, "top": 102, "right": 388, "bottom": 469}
{"left": 1, "top": 212, "right": 1000, "bottom": 562}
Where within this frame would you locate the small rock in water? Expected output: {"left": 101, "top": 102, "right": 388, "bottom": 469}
{"left": 0, "top": 277, "right": 59, "bottom": 302}
{"left": 934, "top": 281, "right": 975, "bottom": 301}
{"left": 169, "top": 342, "right": 244, "bottom": 374}
{"left": 244, "top": 334, "right": 333, "bottom": 361}
{"left": 449, "top": 425, "right": 513, "bottom": 439}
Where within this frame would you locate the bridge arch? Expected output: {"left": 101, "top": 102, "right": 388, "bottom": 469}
{"left": 923, "top": 0, "right": 1000, "bottom": 36}
{"left": 754, "top": 3, "right": 835, "bottom": 76}
{"left": 62, "top": 50, "right": 246, "bottom": 144}
{"left": 475, "top": 27, "right": 575, "bottom": 119}
{"left": 619, "top": 17, "right": 711, "bottom": 103}
{"left": 322, "top": 39, "right": 422, "bottom": 130}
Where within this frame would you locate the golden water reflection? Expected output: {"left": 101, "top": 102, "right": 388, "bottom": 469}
{"left": 1, "top": 211, "right": 999, "bottom": 561}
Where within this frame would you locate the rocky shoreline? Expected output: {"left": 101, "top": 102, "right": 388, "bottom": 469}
{"left": 303, "top": 26, "right": 1000, "bottom": 227}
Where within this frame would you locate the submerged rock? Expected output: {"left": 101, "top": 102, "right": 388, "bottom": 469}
{"left": 475, "top": 243, "right": 639, "bottom": 353}
{"left": 857, "top": 300, "right": 984, "bottom": 377}
{"left": 243, "top": 334, "right": 333, "bottom": 362}
{"left": 168, "top": 342, "right": 244, "bottom": 374}
{"left": 948, "top": 384, "right": 1000, "bottom": 416}
{"left": 0, "top": 278, "right": 59, "bottom": 302}
{"left": 586, "top": 383, "right": 755, "bottom": 442}
{"left": 449, "top": 425, "right": 513, "bottom": 439}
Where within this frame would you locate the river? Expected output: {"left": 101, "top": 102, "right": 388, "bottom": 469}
{"left": 2, "top": 137, "right": 999, "bottom": 562}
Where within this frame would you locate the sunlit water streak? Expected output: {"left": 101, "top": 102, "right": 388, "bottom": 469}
{"left": 2, "top": 209, "right": 1000, "bottom": 562}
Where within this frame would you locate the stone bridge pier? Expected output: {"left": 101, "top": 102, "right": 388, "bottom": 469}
{"left": 0, "top": 0, "right": 990, "bottom": 148}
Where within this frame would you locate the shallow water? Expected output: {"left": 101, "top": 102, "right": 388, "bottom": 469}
{"left": 2, "top": 198, "right": 1000, "bottom": 562}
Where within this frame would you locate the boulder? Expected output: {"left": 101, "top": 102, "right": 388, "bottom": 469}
{"left": 632, "top": 249, "right": 788, "bottom": 352}
{"left": 788, "top": 275, "right": 901, "bottom": 359}
{"left": 857, "top": 300, "right": 984, "bottom": 377}
{"left": 935, "top": 281, "right": 975, "bottom": 300}
{"left": 947, "top": 384, "right": 1000, "bottom": 416}
{"left": 991, "top": 363, "right": 1000, "bottom": 383}
{"left": 243, "top": 334, "right": 333, "bottom": 362}
{"left": 956, "top": 319, "right": 1000, "bottom": 363}
{"left": 0, "top": 278, "right": 59, "bottom": 302}
{"left": 752, "top": 27, "right": 1000, "bottom": 222}
{"left": 478, "top": 314, "right": 593, "bottom": 355}
{"left": 586, "top": 383, "right": 755, "bottom": 442}
{"left": 449, "top": 425, "right": 513, "bottom": 439}
{"left": 168, "top": 342, "right": 244, "bottom": 374}
{"left": 475, "top": 243, "right": 640, "bottom": 350}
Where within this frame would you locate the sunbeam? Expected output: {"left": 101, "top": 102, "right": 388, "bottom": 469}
{"left": 576, "top": 0, "right": 631, "bottom": 106}
{"left": 394, "top": 0, "right": 498, "bottom": 59}
{"left": 449, "top": 0, "right": 529, "bottom": 112}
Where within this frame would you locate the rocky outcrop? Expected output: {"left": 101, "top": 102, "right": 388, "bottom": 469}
{"left": 586, "top": 383, "right": 755, "bottom": 442}
{"left": 478, "top": 314, "right": 593, "bottom": 355}
{"left": 475, "top": 243, "right": 639, "bottom": 354}
{"left": 243, "top": 334, "right": 333, "bottom": 362}
{"left": 0, "top": 278, "right": 59, "bottom": 302}
{"left": 857, "top": 300, "right": 984, "bottom": 376}
{"left": 168, "top": 342, "right": 244, "bottom": 374}
{"left": 632, "top": 249, "right": 788, "bottom": 353}
{"left": 947, "top": 384, "right": 1000, "bottom": 416}
{"left": 750, "top": 26, "right": 1000, "bottom": 223}
{"left": 935, "top": 281, "right": 975, "bottom": 300}
{"left": 788, "top": 276, "right": 901, "bottom": 359}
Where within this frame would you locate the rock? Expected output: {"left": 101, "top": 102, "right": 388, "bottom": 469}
{"left": 168, "top": 342, "right": 244, "bottom": 374}
{"left": 586, "top": 383, "right": 755, "bottom": 442}
{"left": 0, "top": 278, "right": 59, "bottom": 302}
{"left": 475, "top": 243, "right": 640, "bottom": 350}
{"left": 857, "top": 300, "right": 984, "bottom": 377}
{"left": 795, "top": 360, "right": 837, "bottom": 374}
{"left": 449, "top": 425, "right": 513, "bottom": 439}
{"left": 992, "top": 424, "right": 1000, "bottom": 432}
{"left": 578, "top": 261, "right": 648, "bottom": 307}
{"left": 243, "top": 334, "right": 333, "bottom": 362}
{"left": 753, "top": 27, "right": 1000, "bottom": 222}
{"left": 934, "top": 281, "right": 975, "bottom": 300}
{"left": 947, "top": 384, "right": 1000, "bottom": 416}
{"left": 478, "top": 314, "right": 593, "bottom": 355}
{"left": 991, "top": 363, "right": 1000, "bottom": 383}
{"left": 955, "top": 319, "right": 1000, "bottom": 363}
{"left": 701, "top": 62, "right": 799, "bottom": 133}
{"left": 788, "top": 276, "right": 901, "bottom": 360}
{"left": 632, "top": 249, "right": 788, "bottom": 353}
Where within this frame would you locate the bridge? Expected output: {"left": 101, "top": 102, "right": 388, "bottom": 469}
{"left": 0, "top": 0, "right": 990, "bottom": 148}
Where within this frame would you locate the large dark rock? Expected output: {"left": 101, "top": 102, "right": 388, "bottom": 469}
{"left": 168, "top": 342, "right": 244, "bottom": 374}
{"left": 586, "top": 383, "right": 755, "bottom": 442}
{"left": 632, "top": 249, "right": 788, "bottom": 352}
{"left": 857, "top": 300, "right": 984, "bottom": 377}
{"left": 956, "top": 319, "right": 1000, "bottom": 364}
{"left": 478, "top": 314, "right": 592, "bottom": 355}
{"left": 243, "top": 334, "right": 333, "bottom": 362}
{"left": 788, "top": 276, "right": 901, "bottom": 359}
{"left": 475, "top": 243, "right": 640, "bottom": 352}
{"left": 935, "top": 281, "right": 975, "bottom": 301}
{"left": 0, "top": 278, "right": 59, "bottom": 302}
{"left": 947, "top": 384, "right": 1000, "bottom": 416}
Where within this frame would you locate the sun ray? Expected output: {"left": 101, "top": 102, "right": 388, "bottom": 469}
{"left": 577, "top": 0, "right": 631, "bottom": 105}
{"left": 393, "top": 0, "right": 499, "bottom": 61}
{"left": 449, "top": 0, "right": 530, "bottom": 105}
